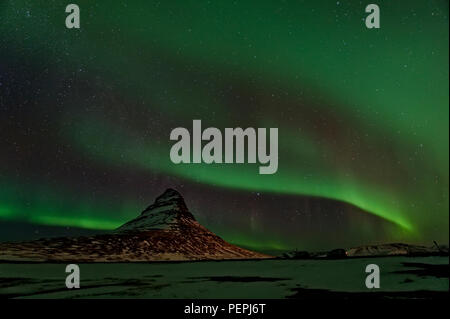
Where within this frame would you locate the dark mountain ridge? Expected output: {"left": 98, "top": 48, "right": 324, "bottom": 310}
{"left": 0, "top": 189, "right": 271, "bottom": 262}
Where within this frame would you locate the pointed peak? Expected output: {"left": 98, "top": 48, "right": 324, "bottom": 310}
{"left": 116, "top": 188, "right": 194, "bottom": 233}
{"left": 155, "top": 188, "right": 183, "bottom": 203}
{"left": 151, "top": 188, "right": 187, "bottom": 211}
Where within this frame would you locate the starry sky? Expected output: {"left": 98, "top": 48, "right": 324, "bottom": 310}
{"left": 0, "top": 0, "right": 448, "bottom": 251}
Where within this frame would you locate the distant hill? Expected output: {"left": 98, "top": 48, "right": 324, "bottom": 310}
{"left": 282, "top": 242, "right": 449, "bottom": 259}
{"left": 346, "top": 242, "right": 448, "bottom": 257}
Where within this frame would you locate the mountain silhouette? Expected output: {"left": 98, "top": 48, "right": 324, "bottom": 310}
{"left": 0, "top": 189, "right": 271, "bottom": 262}
{"left": 115, "top": 188, "right": 196, "bottom": 233}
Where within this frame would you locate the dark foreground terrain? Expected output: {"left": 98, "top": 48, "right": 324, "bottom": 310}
{"left": 0, "top": 256, "right": 448, "bottom": 299}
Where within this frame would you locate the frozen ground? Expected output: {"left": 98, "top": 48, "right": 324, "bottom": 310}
{"left": 0, "top": 256, "right": 448, "bottom": 299}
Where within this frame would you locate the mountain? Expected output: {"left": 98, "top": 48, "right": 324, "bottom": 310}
{"left": 345, "top": 242, "right": 448, "bottom": 257}
{"left": 0, "top": 189, "right": 271, "bottom": 262}
{"left": 281, "top": 242, "right": 449, "bottom": 259}
{"left": 115, "top": 188, "right": 196, "bottom": 233}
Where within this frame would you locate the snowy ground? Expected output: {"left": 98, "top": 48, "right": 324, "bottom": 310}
{"left": 0, "top": 256, "right": 448, "bottom": 299}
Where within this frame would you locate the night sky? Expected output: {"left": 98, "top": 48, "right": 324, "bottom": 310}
{"left": 0, "top": 1, "right": 448, "bottom": 251}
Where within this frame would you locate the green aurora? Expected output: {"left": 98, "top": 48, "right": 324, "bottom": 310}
{"left": 0, "top": 0, "right": 448, "bottom": 249}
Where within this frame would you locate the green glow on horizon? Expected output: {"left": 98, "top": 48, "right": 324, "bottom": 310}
{"left": 68, "top": 117, "right": 414, "bottom": 232}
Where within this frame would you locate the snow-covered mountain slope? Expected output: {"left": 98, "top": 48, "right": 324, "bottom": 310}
{"left": 115, "top": 188, "right": 196, "bottom": 232}
{"left": 0, "top": 189, "right": 272, "bottom": 262}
